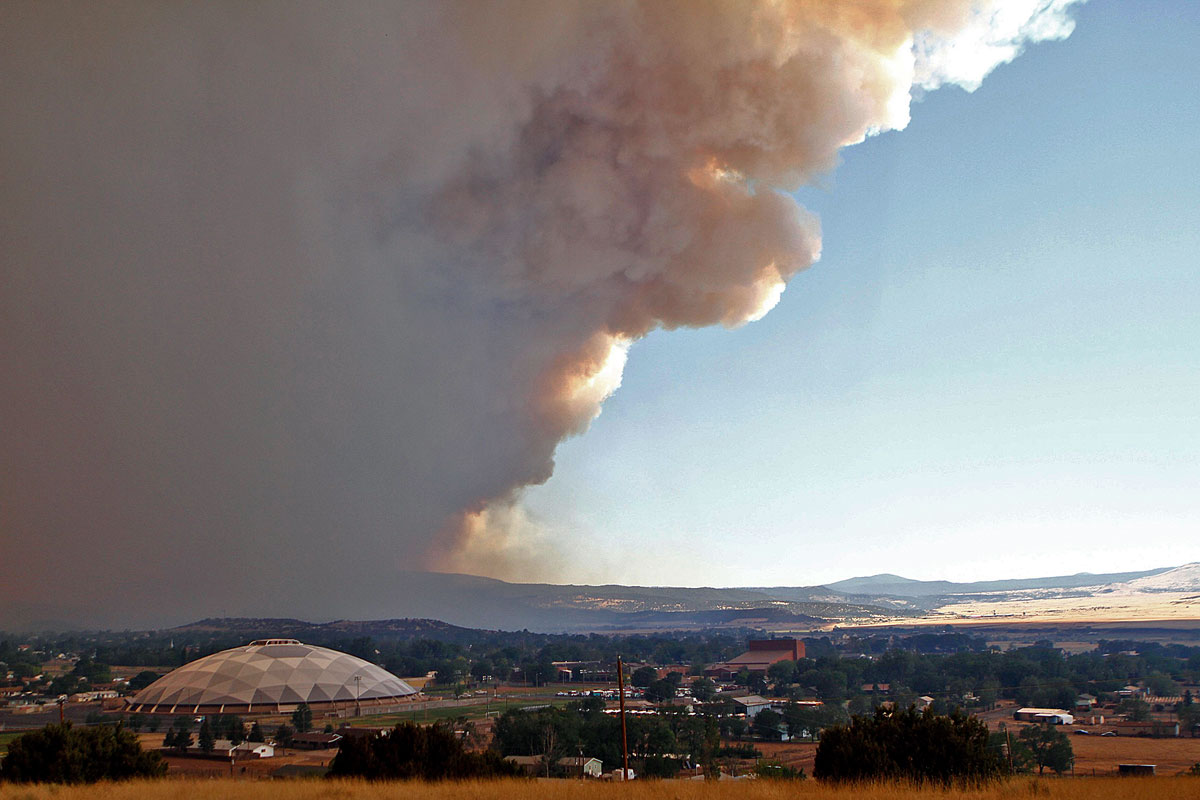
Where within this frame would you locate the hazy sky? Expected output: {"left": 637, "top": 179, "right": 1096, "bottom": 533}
{"left": 2, "top": 1, "right": 1197, "bottom": 629}
{"left": 525, "top": 0, "right": 1200, "bottom": 586}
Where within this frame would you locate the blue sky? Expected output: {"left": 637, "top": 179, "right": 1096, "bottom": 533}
{"left": 524, "top": 0, "right": 1200, "bottom": 586}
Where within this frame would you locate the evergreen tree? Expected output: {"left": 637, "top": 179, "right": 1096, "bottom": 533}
{"left": 291, "top": 703, "right": 313, "bottom": 733}
{"left": 168, "top": 718, "right": 192, "bottom": 753}
{"left": 1, "top": 723, "right": 166, "bottom": 784}
{"left": 329, "top": 721, "right": 522, "bottom": 779}
{"left": 198, "top": 719, "right": 215, "bottom": 754}
{"left": 814, "top": 706, "right": 1002, "bottom": 785}
{"left": 247, "top": 721, "right": 264, "bottom": 742}
{"left": 274, "top": 723, "right": 295, "bottom": 748}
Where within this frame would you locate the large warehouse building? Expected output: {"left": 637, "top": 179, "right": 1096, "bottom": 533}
{"left": 125, "top": 639, "right": 418, "bottom": 715}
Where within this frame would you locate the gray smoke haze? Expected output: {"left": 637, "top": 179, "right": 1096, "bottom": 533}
{"left": 0, "top": 1, "right": 1081, "bottom": 628}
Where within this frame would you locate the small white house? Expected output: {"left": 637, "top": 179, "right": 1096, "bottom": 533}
{"left": 236, "top": 742, "right": 275, "bottom": 758}
{"left": 560, "top": 756, "right": 603, "bottom": 778}
{"left": 188, "top": 739, "right": 275, "bottom": 758}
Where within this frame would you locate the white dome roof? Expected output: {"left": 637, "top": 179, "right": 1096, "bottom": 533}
{"left": 127, "top": 639, "right": 417, "bottom": 714}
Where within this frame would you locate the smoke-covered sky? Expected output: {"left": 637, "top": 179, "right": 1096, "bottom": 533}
{"left": 3, "top": 1, "right": 1197, "bottom": 629}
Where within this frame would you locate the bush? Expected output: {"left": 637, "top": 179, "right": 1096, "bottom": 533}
{"left": 1018, "top": 724, "right": 1074, "bottom": 775}
{"left": 639, "top": 755, "right": 682, "bottom": 778}
{"left": 0, "top": 723, "right": 165, "bottom": 784}
{"left": 328, "top": 722, "right": 523, "bottom": 780}
{"left": 813, "top": 706, "right": 1002, "bottom": 786}
{"left": 755, "top": 759, "right": 806, "bottom": 780}
{"left": 716, "top": 743, "right": 760, "bottom": 758}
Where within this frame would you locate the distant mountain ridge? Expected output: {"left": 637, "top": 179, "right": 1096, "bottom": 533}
{"left": 823, "top": 567, "right": 1175, "bottom": 598}
{"left": 8, "top": 562, "right": 1194, "bottom": 633}
{"left": 1124, "top": 563, "right": 1200, "bottom": 592}
{"left": 173, "top": 616, "right": 488, "bottom": 642}
{"left": 169, "top": 564, "right": 1194, "bottom": 634}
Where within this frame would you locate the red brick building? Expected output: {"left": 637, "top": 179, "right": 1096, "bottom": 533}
{"left": 705, "top": 639, "right": 805, "bottom": 679}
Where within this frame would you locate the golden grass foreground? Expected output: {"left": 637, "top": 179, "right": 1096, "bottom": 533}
{"left": 0, "top": 777, "right": 1192, "bottom": 800}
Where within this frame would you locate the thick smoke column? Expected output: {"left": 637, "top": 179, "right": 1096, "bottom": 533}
{"left": 0, "top": 1, "right": 1082, "bottom": 626}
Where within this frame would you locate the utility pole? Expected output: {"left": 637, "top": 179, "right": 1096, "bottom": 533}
{"left": 617, "top": 656, "right": 629, "bottom": 781}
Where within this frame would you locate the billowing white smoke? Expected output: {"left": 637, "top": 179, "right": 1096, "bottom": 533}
{"left": 0, "top": 0, "right": 1082, "bottom": 625}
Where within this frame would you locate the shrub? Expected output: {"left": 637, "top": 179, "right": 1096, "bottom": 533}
{"left": 755, "top": 759, "right": 806, "bottom": 780}
{"left": 0, "top": 722, "right": 165, "bottom": 784}
{"left": 328, "top": 722, "right": 523, "bottom": 780}
{"left": 813, "top": 706, "right": 1002, "bottom": 786}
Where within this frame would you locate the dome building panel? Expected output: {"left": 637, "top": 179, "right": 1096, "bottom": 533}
{"left": 126, "top": 639, "right": 418, "bottom": 715}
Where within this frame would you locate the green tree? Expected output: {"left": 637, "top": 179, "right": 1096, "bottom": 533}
{"left": 218, "top": 714, "right": 244, "bottom": 745}
{"left": 1018, "top": 724, "right": 1074, "bottom": 775}
{"left": 1119, "top": 697, "right": 1151, "bottom": 721}
{"left": 1016, "top": 676, "right": 1041, "bottom": 707}
{"left": 691, "top": 677, "right": 717, "bottom": 702}
{"left": 166, "top": 718, "right": 192, "bottom": 753}
{"left": 814, "top": 707, "right": 1002, "bottom": 786}
{"left": 782, "top": 701, "right": 844, "bottom": 741}
{"left": 291, "top": 702, "right": 313, "bottom": 733}
{"left": 274, "top": 723, "right": 295, "bottom": 748}
{"left": 329, "top": 721, "right": 522, "bottom": 779}
{"left": 753, "top": 708, "right": 784, "bottom": 739}
{"left": 127, "top": 671, "right": 161, "bottom": 691}
{"left": 1146, "top": 672, "right": 1180, "bottom": 697}
{"left": 197, "top": 719, "right": 215, "bottom": 754}
{"left": 990, "top": 729, "right": 1036, "bottom": 774}
{"left": 978, "top": 679, "right": 1000, "bottom": 710}
{"left": 1, "top": 723, "right": 165, "bottom": 783}
{"left": 630, "top": 666, "right": 657, "bottom": 688}
{"left": 644, "top": 678, "right": 676, "bottom": 703}
{"left": 767, "top": 660, "right": 797, "bottom": 687}
{"left": 247, "top": 721, "right": 264, "bottom": 742}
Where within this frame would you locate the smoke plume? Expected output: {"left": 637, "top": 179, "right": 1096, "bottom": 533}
{"left": 0, "top": 1, "right": 1082, "bottom": 627}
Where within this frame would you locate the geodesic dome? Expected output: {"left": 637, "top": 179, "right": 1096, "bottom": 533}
{"left": 125, "top": 639, "right": 417, "bottom": 714}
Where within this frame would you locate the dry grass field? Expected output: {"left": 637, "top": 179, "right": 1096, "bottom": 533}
{"left": 718, "top": 736, "right": 1200, "bottom": 780}
{"left": 1071, "top": 735, "right": 1200, "bottom": 776}
{"left": 0, "top": 777, "right": 1194, "bottom": 800}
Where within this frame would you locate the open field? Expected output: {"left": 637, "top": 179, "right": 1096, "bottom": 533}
{"left": 836, "top": 618, "right": 1200, "bottom": 649}
{"left": 1071, "top": 736, "right": 1200, "bottom": 776}
{"left": 0, "top": 777, "right": 1195, "bottom": 800}
{"left": 736, "top": 737, "right": 1200, "bottom": 780}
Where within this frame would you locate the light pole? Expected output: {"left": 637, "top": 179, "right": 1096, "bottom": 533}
{"left": 617, "top": 656, "right": 629, "bottom": 781}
